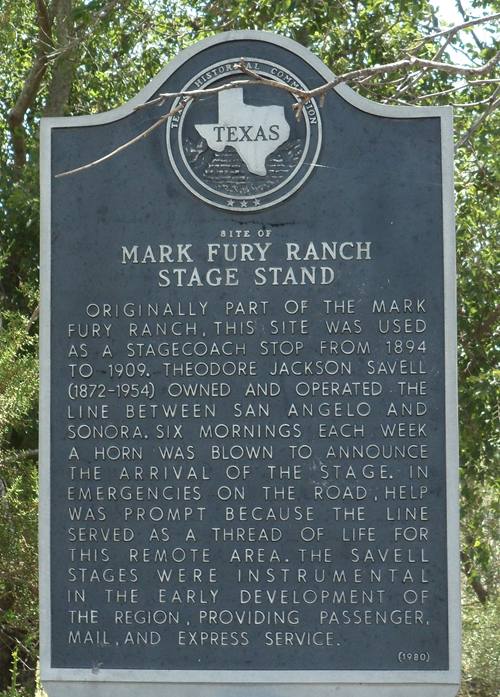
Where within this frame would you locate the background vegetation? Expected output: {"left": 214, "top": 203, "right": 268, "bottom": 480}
{"left": 0, "top": 0, "right": 498, "bottom": 695}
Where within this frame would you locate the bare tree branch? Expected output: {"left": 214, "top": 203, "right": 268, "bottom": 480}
{"left": 395, "top": 14, "right": 499, "bottom": 97}
{"left": 410, "top": 12, "right": 500, "bottom": 50}
{"left": 406, "top": 79, "right": 500, "bottom": 102}
{"left": 55, "top": 102, "right": 186, "bottom": 178}
{"left": 132, "top": 75, "right": 307, "bottom": 111}
{"left": 54, "top": 43, "right": 500, "bottom": 178}
{"left": 248, "top": 52, "right": 500, "bottom": 100}
{"left": 55, "top": 72, "right": 310, "bottom": 178}
{"left": 453, "top": 93, "right": 499, "bottom": 108}
{"left": 456, "top": 85, "right": 500, "bottom": 149}
{"left": 143, "top": 52, "right": 500, "bottom": 109}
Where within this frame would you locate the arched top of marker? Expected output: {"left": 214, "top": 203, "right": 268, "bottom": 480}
{"left": 41, "top": 30, "right": 451, "bottom": 131}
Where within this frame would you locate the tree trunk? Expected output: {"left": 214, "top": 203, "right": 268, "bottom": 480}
{"left": 45, "top": 0, "right": 76, "bottom": 116}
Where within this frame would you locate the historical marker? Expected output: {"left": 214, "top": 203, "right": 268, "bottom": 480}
{"left": 40, "top": 31, "right": 460, "bottom": 697}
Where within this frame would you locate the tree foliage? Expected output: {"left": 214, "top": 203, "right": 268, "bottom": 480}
{"left": 0, "top": 0, "right": 498, "bottom": 693}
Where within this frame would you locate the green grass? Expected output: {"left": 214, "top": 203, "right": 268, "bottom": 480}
{"left": 459, "top": 592, "right": 500, "bottom": 696}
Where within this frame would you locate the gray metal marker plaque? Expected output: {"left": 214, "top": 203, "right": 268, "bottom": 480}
{"left": 40, "top": 31, "right": 460, "bottom": 697}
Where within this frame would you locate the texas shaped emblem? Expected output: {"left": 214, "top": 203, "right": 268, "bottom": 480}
{"left": 195, "top": 88, "right": 290, "bottom": 176}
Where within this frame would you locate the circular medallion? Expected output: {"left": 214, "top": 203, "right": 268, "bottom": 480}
{"left": 166, "top": 58, "right": 322, "bottom": 212}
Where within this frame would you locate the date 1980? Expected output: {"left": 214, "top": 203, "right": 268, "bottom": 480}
{"left": 398, "top": 652, "right": 430, "bottom": 663}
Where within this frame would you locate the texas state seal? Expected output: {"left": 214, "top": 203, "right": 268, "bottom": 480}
{"left": 166, "top": 58, "right": 322, "bottom": 212}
